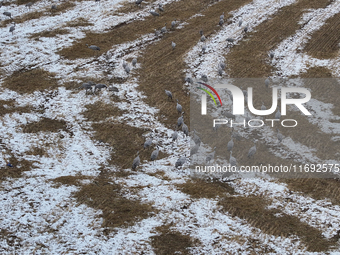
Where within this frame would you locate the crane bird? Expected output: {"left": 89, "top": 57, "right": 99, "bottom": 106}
{"left": 265, "top": 77, "right": 270, "bottom": 88}
{"left": 220, "top": 12, "right": 224, "bottom": 19}
{"left": 158, "top": 3, "right": 164, "bottom": 12}
{"left": 176, "top": 99, "right": 182, "bottom": 114}
{"left": 238, "top": 19, "right": 243, "bottom": 27}
{"left": 185, "top": 77, "right": 193, "bottom": 84}
{"left": 150, "top": 10, "right": 159, "bottom": 16}
{"left": 175, "top": 155, "right": 186, "bottom": 168}
{"left": 9, "top": 23, "right": 15, "bottom": 35}
{"left": 150, "top": 146, "right": 159, "bottom": 163}
{"left": 243, "top": 25, "right": 248, "bottom": 33}
{"left": 199, "top": 29, "right": 203, "bottom": 36}
{"left": 171, "top": 129, "right": 178, "bottom": 143}
{"left": 172, "top": 41, "right": 176, "bottom": 50}
{"left": 222, "top": 110, "right": 236, "bottom": 120}
{"left": 144, "top": 138, "right": 153, "bottom": 150}
{"left": 277, "top": 129, "right": 283, "bottom": 143}
{"left": 206, "top": 147, "right": 216, "bottom": 164}
{"left": 182, "top": 123, "right": 188, "bottom": 137}
{"left": 86, "top": 44, "right": 100, "bottom": 56}
{"left": 229, "top": 151, "right": 237, "bottom": 167}
{"left": 165, "top": 90, "right": 173, "bottom": 101}
{"left": 219, "top": 18, "right": 224, "bottom": 26}
{"left": 202, "top": 45, "right": 206, "bottom": 54}
{"left": 94, "top": 84, "right": 107, "bottom": 93}
{"left": 79, "top": 82, "right": 94, "bottom": 95}
{"left": 135, "top": 0, "right": 143, "bottom": 6}
{"left": 108, "top": 86, "right": 119, "bottom": 94}
{"left": 51, "top": 5, "right": 57, "bottom": 11}
{"left": 132, "top": 58, "right": 137, "bottom": 67}
{"left": 177, "top": 112, "right": 184, "bottom": 127}
{"left": 3, "top": 11, "right": 12, "bottom": 19}
{"left": 161, "top": 23, "right": 167, "bottom": 33}
{"left": 219, "top": 62, "right": 226, "bottom": 70}
{"left": 218, "top": 67, "right": 223, "bottom": 76}
{"left": 269, "top": 52, "right": 274, "bottom": 59}
{"left": 125, "top": 65, "right": 130, "bottom": 74}
{"left": 275, "top": 109, "right": 281, "bottom": 120}
{"left": 201, "top": 74, "right": 208, "bottom": 82}
{"left": 25, "top": 2, "right": 33, "bottom": 9}
{"left": 171, "top": 19, "right": 176, "bottom": 29}
{"left": 132, "top": 151, "right": 140, "bottom": 170}
{"left": 190, "top": 143, "right": 200, "bottom": 159}
{"left": 192, "top": 129, "right": 201, "bottom": 146}
{"left": 200, "top": 35, "right": 206, "bottom": 42}
{"left": 227, "top": 137, "right": 234, "bottom": 152}
{"left": 248, "top": 141, "right": 257, "bottom": 158}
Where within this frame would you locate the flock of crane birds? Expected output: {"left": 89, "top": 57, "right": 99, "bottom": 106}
{"left": 0, "top": 0, "right": 340, "bottom": 253}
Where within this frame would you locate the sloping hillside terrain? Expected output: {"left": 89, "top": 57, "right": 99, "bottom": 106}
{"left": 1, "top": 0, "right": 340, "bottom": 253}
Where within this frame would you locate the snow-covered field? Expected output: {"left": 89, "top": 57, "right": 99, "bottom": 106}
{"left": 1, "top": 0, "right": 340, "bottom": 253}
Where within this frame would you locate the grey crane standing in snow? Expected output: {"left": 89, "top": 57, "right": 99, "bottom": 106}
{"left": 177, "top": 112, "right": 184, "bottom": 127}
{"left": 202, "top": 45, "right": 207, "bottom": 54}
{"left": 248, "top": 141, "right": 257, "bottom": 159}
{"left": 150, "top": 10, "right": 160, "bottom": 17}
{"left": 243, "top": 24, "right": 248, "bottom": 33}
{"left": 190, "top": 143, "right": 200, "bottom": 159}
{"left": 277, "top": 129, "right": 283, "bottom": 143}
{"left": 132, "top": 151, "right": 140, "bottom": 170}
{"left": 200, "top": 35, "right": 206, "bottom": 42}
{"left": 9, "top": 22, "right": 15, "bottom": 35}
{"left": 175, "top": 154, "right": 186, "bottom": 168}
{"left": 265, "top": 77, "right": 270, "bottom": 88}
{"left": 94, "top": 84, "right": 107, "bottom": 93}
{"left": 206, "top": 147, "right": 216, "bottom": 164}
{"left": 275, "top": 109, "right": 281, "bottom": 119}
{"left": 226, "top": 38, "right": 235, "bottom": 43}
{"left": 79, "top": 82, "right": 95, "bottom": 95}
{"left": 158, "top": 3, "right": 164, "bottom": 12}
{"left": 219, "top": 18, "right": 224, "bottom": 26}
{"left": 199, "top": 29, "right": 204, "bottom": 36}
{"left": 135, "top": 0, "right": 143, "bottom": 6}
{"left": 185, "top": 77, "right": 193, "bottom": 84}
{"left": 229, "top": 151, "right": 237, "bottom": 167}
{"left": 218, "top": 67, "right": 223, "bottom": 76}
{"left": 122, "top": 61, "right": 127, "bottom": 69}
{"left": 125, "top": 65, "right": 130, "bottom": 74}
{"left": 238, "top": 19, "right": 243, "bottom": 27}
{"left": 219, "top": 62, "right": 226, "bottom": 70}
{"left": 132, "top": 58, "right": 137, "bottom": 67}
{"left": 261, "top": 102, "right": 266, "bottom": 110}
{"left": 26, "top": 2, "right": 33, "bottom": 9}
{"left": 201, "top": 74, "right": 208, "bottom": 82}
{"left": 269, "top": 52, "right": 274, "bottom": 59}
{"left": 171, "top": 19, "right": 176, "bottom": 29}
{"left": 182, "top": 123, "right": 189, "bottom": 137}
{"left": 108, "top": 86, "right": 119, "bottom": 95}
{"left": 171, "top": 128, "right": 178, "bottom": 143}
{"left": 144, "top": 138, "right": 153, "bottom": 150}
{"left": 165, "top": 90, "right": 173, "bottom": 101}
{"left": 245, "top": 113, "right": 251, "bottom": 128}
{"left": 51, "top": 5, "right": 57, "bottom": 11}
{"left": 150, "top": 146, "right": 159, "bottom": 164}
{"left": 192, "top": 129, "right": 201, "bottom": 146}
{"left": 154, "top": 29, "right": 160, "bottom": 37}
{"left": 220, "top": 12, "right": 224, "bottom": 20}
{"left": 172, "top": 41, "right": 176, "bottom": 50}
{"left": 161, "top": 23, "right": 167, "bottom": 33}
{"left": 3, "top": 11, "right": 12, "bottom": 19}
{"left": 176, "top": 99, "right": 182, "bottom": 114}
{"left": 227, "top": 137, "right": 234, "bottom": 152}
